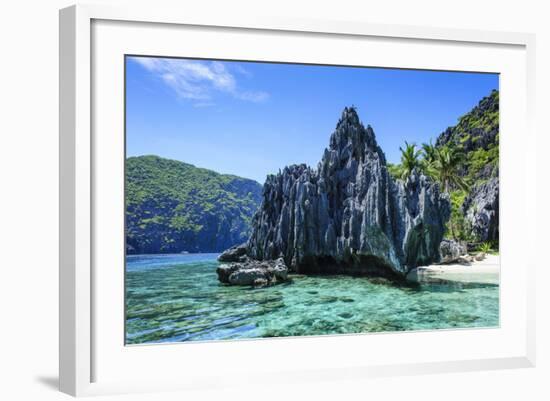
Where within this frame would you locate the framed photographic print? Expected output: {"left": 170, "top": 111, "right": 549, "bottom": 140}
{"left": 59, "top": 4, "right": 536, "bottom": 397}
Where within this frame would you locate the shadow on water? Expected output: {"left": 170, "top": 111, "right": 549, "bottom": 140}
{"left": 296, "top": 272, "right": 498, "bottom": 294}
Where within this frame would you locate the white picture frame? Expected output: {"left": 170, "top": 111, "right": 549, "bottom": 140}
{"left": 59, "top": 4, "right": 536, "bottom": 397}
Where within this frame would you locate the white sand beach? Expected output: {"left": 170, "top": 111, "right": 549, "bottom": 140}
{"left": 407, "top": 254, "right": 500, "bottom": 284}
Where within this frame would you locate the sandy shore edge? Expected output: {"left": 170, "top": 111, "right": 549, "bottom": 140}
{"left": 406, "top": 254, "right": 500, "bottom": 283}
{"left": 421, "top": 254, "right": 499, "bottom": 274}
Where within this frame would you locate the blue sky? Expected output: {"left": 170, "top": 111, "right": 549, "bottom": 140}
{"left": 126, "top": 56, "right": 498, "bottom": 184}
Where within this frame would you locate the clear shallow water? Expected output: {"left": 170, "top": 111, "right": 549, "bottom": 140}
{"left": 126, "top": 254, "right": 499, "bottom": 344}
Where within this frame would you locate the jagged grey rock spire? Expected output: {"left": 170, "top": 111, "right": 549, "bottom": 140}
{"left": 244, "top": 107, "right": 450, "bottom": 278}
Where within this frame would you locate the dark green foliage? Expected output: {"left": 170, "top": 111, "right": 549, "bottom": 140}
{"left": 431, "top": 146, "right": 469, "bottom": 193}
{"left": 126, "top": 155, "right": 262, "bottom": 254}
{"left": 436, "top": 89, "right": 499, "bottom": 182}
{"left": 421, "top": 140, "right": 437, "bottom": 166}
{"left": 478, "top": 242, "right": 492, "bottom": 253}
{"left": 446, "top": 189, "right": 472, "bottom": 241}
{"left": 466, "top": 143, "right": 499, "bottom": 183}
{"left": 386, "top": 163, "right": 402, "bottom": 180}
{"left": 396, "top": 142, "right": 422, "bottom": 179}
{"left": 476, "top": 241, "right": 498, "bottom": 254}
{"left": 436, "top": 90, "right": 499, "bottom": 151}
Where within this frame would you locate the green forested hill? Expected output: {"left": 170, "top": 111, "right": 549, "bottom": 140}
{"left": 126, "top": 156, "right": 262, "bottom": 254}
{"left": 436, "top": 89, "right": 499, "bottom": 184}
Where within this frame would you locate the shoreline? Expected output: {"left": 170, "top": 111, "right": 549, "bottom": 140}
{"left": 126, "top": 252, "right": 500, "bottom": 285}
{"left": 407, "top": 254, "right": 500, "bottom": 284}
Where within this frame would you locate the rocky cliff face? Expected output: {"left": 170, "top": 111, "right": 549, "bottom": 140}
{"left": 435, "top": 90, "right": 499, "bottom": 243}
{"left": 435, "top": 90, "right": 499, "bottom": 154}
{"left": 244, "top": 107, "right": 450, "bottom": 278}
{"left": 462, "top": 175, "right": 499, "bottom": 242}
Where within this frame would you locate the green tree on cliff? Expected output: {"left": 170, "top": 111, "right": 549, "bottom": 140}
{"left": 397, "top": 142, "right": 422, "bottom": 180}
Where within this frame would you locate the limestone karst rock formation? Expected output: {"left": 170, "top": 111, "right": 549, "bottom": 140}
{"left": 462, "top": 175, "right": 499, "bottom": 243}
{"left": 435, "top": 90, "right": 500, "bottom": 243}
{"left": 218, "top": 107, "right": 450, "bottom": 282}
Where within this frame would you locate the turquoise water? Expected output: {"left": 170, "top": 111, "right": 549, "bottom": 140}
{"left": 126, "top": 253, "right": 499, "bottom": 344}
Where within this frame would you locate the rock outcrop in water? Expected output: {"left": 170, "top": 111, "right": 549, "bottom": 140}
{"left": 217, "top": 243, "right": 248, "bottom": 262}
{"left": 218, "top": 107, "right": 450, "bottom": 284}
{"left": 216, "top": 257, "right": 289, "bottom": 286}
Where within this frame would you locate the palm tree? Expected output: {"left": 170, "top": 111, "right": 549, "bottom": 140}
{"left": 432, "top": 146, "right": 469, "bottom": 192}
{"left": 398, "top": 142, "right": 422, "bottom": 180}
{"left": 421, "top": 140, "right": 437, "bottom": 165}
{"left": 420, "top": 140, "right": 438, "bottom": 180}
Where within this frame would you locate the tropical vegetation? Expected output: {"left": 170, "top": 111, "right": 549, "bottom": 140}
{"left": 388, "top": 89, "right": 499, "bottom": 245}
{"left": 126, "top": 155, "right": 262, "bottom": 254}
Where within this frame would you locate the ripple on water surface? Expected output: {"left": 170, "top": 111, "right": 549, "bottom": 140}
{"left": 125, "top": 254, "right": 499, "bottom": 344}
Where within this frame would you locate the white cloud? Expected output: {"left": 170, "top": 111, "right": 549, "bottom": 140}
{"left": 131, "top": 57, "right": 269, "bottom": 104}
{"left": 236, "top": 91, "right": 270, "bottom": 103}
{"left": 232, "top": 64, "right": 253, "bottom": 77}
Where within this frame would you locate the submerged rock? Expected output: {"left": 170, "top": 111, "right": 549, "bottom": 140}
{"left": 439, "top": 239, "right": 468, "bottom": 264}
{"left": 219, "top": 107, "right": 450, "bottom": 283}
